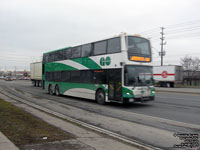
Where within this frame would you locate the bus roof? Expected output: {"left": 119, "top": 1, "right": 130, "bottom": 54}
{"left": 43, "top": 33, "right": 149, "bottom": 55}
{"left": 43, "top": 46, "right": 71, "bottom": 54}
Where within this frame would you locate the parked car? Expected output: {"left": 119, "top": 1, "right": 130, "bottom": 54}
{"left": 5, "top": 76, "right": 12, "bottom": 81}
{"left": 0, "top": 76, "right": 5, "bottom": 80}
{"left": 12, "top": 77, "right": 17, "bottom": 80}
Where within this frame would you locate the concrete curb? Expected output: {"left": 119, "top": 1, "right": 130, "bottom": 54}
{"left": 0, "top": 132, "right": 19, "bottom": 150}
{"left": 156, "top": 89, "right": 200, "bottom": 95}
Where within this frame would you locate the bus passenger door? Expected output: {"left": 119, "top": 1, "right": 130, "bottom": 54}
{"left": 108, "top": 69, "right": 122, "bottom": 102}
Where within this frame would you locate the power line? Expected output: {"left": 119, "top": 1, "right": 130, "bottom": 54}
{"left": 167, "top": 32, "right": 200, "bottom": 39}
{"left": 151, "top": 29, "right": 200, "bottom": 40}
{"left": 139, "top": 19, "right": 200, "bottom": 38}
{"left": 151, "top": 31, "right": 200, "bottom": 41}
{"left": 166, "top": 26, "right": 200, "bottom": 34}
{"left": 151, "top": 47, "right": 160, "bottom": 53}
{"left": 165, "top": 19, "right": 200, "bottom": 29}
{"left": 166, "top": 53, "right": 200, "bottom": 57}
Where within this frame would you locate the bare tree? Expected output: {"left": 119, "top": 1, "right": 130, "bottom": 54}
{"left": 180, "top": 56, "right": 193, "bottom": 71}
{"left": 180, "top": 56, "right": 200, "bottom": 78}
{"left": 192, "top": 57, "right": 200, "bottom": 71}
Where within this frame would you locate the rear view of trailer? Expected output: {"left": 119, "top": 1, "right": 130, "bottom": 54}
{"left": 153, "top": 65, "right": 183, "bottom": 87}
{"left": 30, "top": 62, "right": 42, "bottom": 87}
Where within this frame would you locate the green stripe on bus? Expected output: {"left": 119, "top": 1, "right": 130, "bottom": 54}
{"left": 60, "top": 83, "right": 97, "bottom": 94}
{"left": 44, "top": 46, "right": 71, "bottom": 54}
{"left": 72, "top": 57, "right": 101, "bottom": 69}
{"left": 45, "top": 81, "right": 107, "bottom": 94}
{"left": 45, "top": 62, "right": 77, "bottom": 71}
{"left": 99, "top": 84, "right": 108, "bottom": 93}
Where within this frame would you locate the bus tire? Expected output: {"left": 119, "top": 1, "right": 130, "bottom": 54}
{"left": 34, "top": 80, "right": 37, "bottom": 87}
{"left": 170, "top": 82, "right": 174, "bottom": 88}
{"left": 96, "top": 89, "right": 105, "bottom": 105}
{"left": 48, "top": 85, "right": 54, "bottom": 95}
{"left": 37, "top": 81, "right": 40, "bottom": 87}
{"left": 55, "top": 85, "right": 60, "bottom": 96}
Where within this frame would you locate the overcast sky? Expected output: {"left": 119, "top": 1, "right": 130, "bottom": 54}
{"left": 0, "top": 0, "right": 200, "bottom": 71}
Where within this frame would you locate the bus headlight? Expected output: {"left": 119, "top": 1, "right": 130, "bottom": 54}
{"left": 126, "top": 92, "right": 131, "bottom": 95}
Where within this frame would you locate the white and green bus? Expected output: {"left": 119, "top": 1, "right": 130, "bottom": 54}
{"left": 42, "top": 33, "right": 155, "bottom": 104}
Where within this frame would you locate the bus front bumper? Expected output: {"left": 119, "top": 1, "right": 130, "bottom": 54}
{"left": 126, "top": 96, "right": 155, "bottom": 103}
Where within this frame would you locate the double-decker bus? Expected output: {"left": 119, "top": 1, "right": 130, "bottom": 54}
{"left": 42, "top": 33, "right": 155, "bottom": 104}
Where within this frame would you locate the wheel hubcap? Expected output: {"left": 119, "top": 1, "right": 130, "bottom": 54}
{"left": 56, "top": 88, "right": 59, "bottom": 95}
{"left": 98, "top": 93, "right": 104, "bottom": 101}
{"left": 49, "top": 86, "right": 53, "bottom": 94}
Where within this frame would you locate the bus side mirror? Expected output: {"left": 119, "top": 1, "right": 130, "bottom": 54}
{"left": 120, "top": 62, "right": 125, "bottom": 66}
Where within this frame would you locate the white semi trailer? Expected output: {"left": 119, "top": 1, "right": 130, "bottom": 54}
{"left": 153, "top": 65, "right": 183, "bottom": 87}
{"left": 30, "top": 62, "right": 42, "bottom": 87}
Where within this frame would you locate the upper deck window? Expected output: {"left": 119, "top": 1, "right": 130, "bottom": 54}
{"left": 63, "top": 48, "right": 71, "bottom": 59}
{"left": 48, "top": 53, "right": 55, "bottom": 62}
{"left": 71, "top": 46, "right": 81, "bottom": 58}
{"left": 127, "top": 36, "right": 150, "bottom": 56}
{"left": 81, "top": 44, "right": 92, "bottom": 57}
{"left": 107, "top": 38, "right": 121, "bottom": 54}
{"left": 94, "top": 41, "right": 107, "bottom": 55}
{"left": 54, "top": 51, "right": 64, "bottom": 61}
{"left": 43, "top": 54, "right": 49, "bottom": 63}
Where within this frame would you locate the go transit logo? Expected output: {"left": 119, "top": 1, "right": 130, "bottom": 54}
{"left": 100, "top": 56, "right": 111, "bottom": 66}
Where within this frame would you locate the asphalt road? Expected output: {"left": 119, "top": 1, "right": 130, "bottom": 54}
{"left": 0, "top": 80, "right": 200, "bottom": 149}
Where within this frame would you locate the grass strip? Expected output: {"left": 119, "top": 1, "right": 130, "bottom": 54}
{"left": 0, "top": 98, "right": 74, "bottom": 146}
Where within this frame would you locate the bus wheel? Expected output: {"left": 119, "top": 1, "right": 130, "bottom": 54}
{"left": 49, "top": 85, "right": 54, "bottom": 95}
{"left": 34, "top": 81, "right": 37, "bottom": 87}
{"left": 37, "top": 81, "right": 40, "bottom": 87}
{"left": 96, "top": 89, "right": 105, "bottom": 105}
{"left": 55, "top": 85, "right": 60, "bottom": 96}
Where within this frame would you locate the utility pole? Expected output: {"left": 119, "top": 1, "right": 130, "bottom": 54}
{"left": 159, "top": 27, "right": 166, "bottom": 66}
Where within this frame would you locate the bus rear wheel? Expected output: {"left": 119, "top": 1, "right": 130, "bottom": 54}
{"left": 96, "top": 89, "right": 105, "bottom": 105}
{"left": 48, "top": 85, "right": 54, "bottom": 95}
{"left": 55, "top": 85, "right": 60, "bottom": 96}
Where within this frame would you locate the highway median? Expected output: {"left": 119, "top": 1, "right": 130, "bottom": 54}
{"left": 0, "top": 98, "right": 74, "bottom": 149}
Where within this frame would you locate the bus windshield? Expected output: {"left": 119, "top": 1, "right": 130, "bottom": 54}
{"left": 124, "top": 65, "right": 153, "bottom": 86}
{"left": 127, "top": 36, "right": 151, "bottom": 56}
